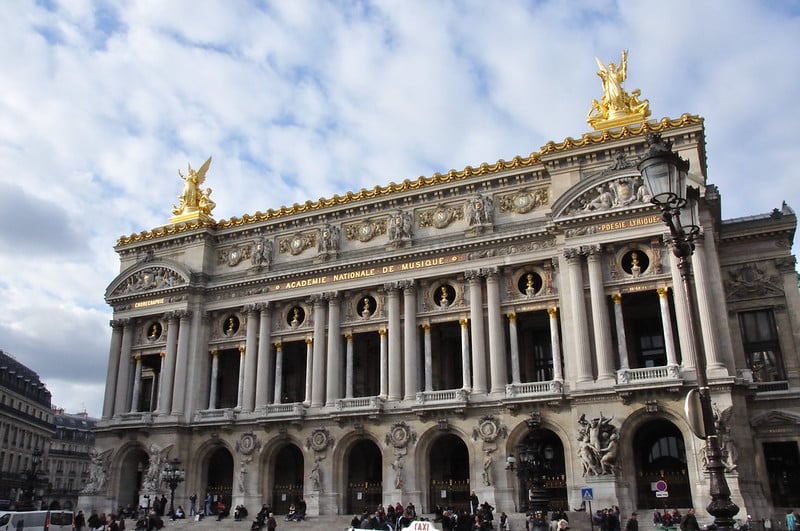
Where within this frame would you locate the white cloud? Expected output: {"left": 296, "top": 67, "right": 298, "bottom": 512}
{"left": 0, "top": 0, "right": 798, "bottom": 417}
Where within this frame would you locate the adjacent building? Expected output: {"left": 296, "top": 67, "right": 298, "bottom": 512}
{"left": 88, "top": 57, "right": 800, "bottom": 522}
{"left": 48, "top": 410, "right": 97, "bottom": 510}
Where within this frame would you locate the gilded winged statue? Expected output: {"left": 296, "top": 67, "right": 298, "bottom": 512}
{"left": 587, "top": 50, "right": 650, "bottom": 130}
{"left": 172, "top": 156, "right": 214, "bottom": 217}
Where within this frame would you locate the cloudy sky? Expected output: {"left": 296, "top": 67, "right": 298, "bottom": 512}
{"left": 1, "top": 1, "right": 798, "bottom": 418}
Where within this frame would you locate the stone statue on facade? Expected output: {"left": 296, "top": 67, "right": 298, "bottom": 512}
{"left": 142, "top": 442, "right": 173, "bottom": 493}
{"left": 713, "top": 404, "right": 738, "bottom": 472}
{"left": 83, "top": 447, "right": 114, "bottom": 494}
{"left": 466, "top": 194, "right": 494, "bottom": 225}
{"left": 388, "top": 210, "right": 413, "bottom": 242}
{"left": 252, "top": 237, "right": 273, "bottom": 267}
{"left": 577, "top": 412, "right": 618, "bottom": 476}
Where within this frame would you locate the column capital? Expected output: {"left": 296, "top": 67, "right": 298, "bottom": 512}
{"left": 547, "top": 307, "right": 559, "bottom": 318}
{"left": 507, "top": 312, "right": 517, "bottom": 323}
{"left": 345, "top": 333, "right": 354, "bottom": 341}
{"left": 611, "top": 293, "right": 623, "bottom": 304}
{"left": 163, "top": 311, "right": 180, "bottom": 322}
{"left": 110, "top": 318, "right": 128, "bottom": 329}
{"left": 421, "top": 323, "right": 431, "bottom": 332}
{"left": 134, "top": 354, "right": 142, "bottom": 362}
{"left": 210, "top": 349, "right": 219, "bottom": 358}
{"left": 160, "top": 351, "right": 166, "bottom": 360}
{"left": 657, "top": 287, "right": 670, "bottom": 298}
{"left": 583, "top": 244, "right": 603, "bottom": 257}
{"left": 243, "top": 303, "right": 260, "bottom": 314}
{"left": 465, "top": 269, "right": 483, "bottom": 281}
{"left": 399, "top": 279, "right": 415, "bottom": 291}
{"left": 378, "top": 329, "right": 387, "bottom": 338}
{"left": 563, "top": 247, "right": 582, "bottom": 261}
{"left": 305, "top": 337, "right": 313, "bottom": 346}
{"left": 239, "top": 345, "right": 246, "bottom": 355}
{"left": 273, "top": 341, "right": 282, "bottom": 350}
{"left": 459, "top": 317, "right": 469, "bottom": 328}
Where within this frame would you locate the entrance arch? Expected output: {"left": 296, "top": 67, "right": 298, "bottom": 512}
{"left": 633, "top": 419, "right": 692, "bottom": 509}
{"left": 272, "top": 444, "right": 303, "bottom": 515}
{"left": 429, "top": 434, "right": 470, "bottom": 512}
{"left": 206, "top": 447, "right": 234, "bottom": 508}
{"left": 514, "top": 428, "right": 567, "bottom": 511}
{"left": 346, "top": 439, "right": 382, "bottom": 514}
{"left": 118, "top": 446, "right": 149, "bottom": 510}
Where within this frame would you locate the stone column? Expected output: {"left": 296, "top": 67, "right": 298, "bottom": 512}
{"left": 103, "top": 320, "right": 124, "bottom": 419}
{"left": 668, "top": 249, "right": 695, "bottom": 369}
{"left": 170, "top": 311, "right": 192, "bottom": 416}
{"left": 345, "top": 334, "right": 354, "bottom": 399}
{"left": 691, "top": 236, "right": 725, "bottom": 371}
{"left": 237, "top": 345, "right": 246, "bottom": 408}
{"left": 423, "top": 324, "right": 432, "bottom": 392}
{"left": 486, "top": 268, "right": 508, "bottom": 393}
{"left": 208, "top": 350, "right": 219, "bottom": 410}
{"left": 379, "top": 329, "right": 388, "bottom": 398}
{"left": 273, "top": 343, "right": 283, "bottom": 404}
{"left": 242, "top": 306, "right": 260, "bottom": 412}
{"left": 548, "top": 308, "right": 563, "bottom": 381}
{"left": 657, "top": 287, "right": 679, "bottom": 367}
{"left": 467, "top": 270, "right": 487, "bottom": 394}
{"left": 402, "top": 281, "right": 419, "bottom": 400}
{"left": 326, "top": 294, "right": 342, "bottom": 407}
{"left": 255, "top": 304, "right": 273, "bottom": 409}
{"left": 386, "top": 284, "right": 402, "bottom": 401}
{"left": 611, "top": 294, "right": 629, "bottom": 371}
{"left": 157, "top": 313, "right": 179, "bottom": 414}
{"left": 130, "top": 355, "right": 142, "bottom": 413}
{"left": 587, "top": 246, "right": 615, "bottom": 382}
{"left": 460, "top": 318, "right": 472, "bottom": 390}
{"left": 565, "top": 248, "right": 593, "bottom": 383}
{"left": 508, "top": 313, "right": 521, "bottom": 384}
{"left": 113, "top": 323, "right": 134, "bottom": 416}
{"left": 304, "top": 338, "right": 314, "bottom": 405}
{"left": 311, "top": 297, "right": 327, "bottom": 407}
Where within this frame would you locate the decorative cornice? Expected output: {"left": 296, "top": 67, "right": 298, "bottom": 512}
{"left": 116, "top": 114, "right": 703, "bottom": 246}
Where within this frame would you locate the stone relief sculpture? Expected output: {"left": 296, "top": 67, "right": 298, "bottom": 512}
{"left": 318, "top": 224, "right": 340, "bottom": 254}
{"left": 565, "top": 176, "right": 652, "bottom": 216}
{"left": 115, "top": 267, "right": 185, "bottom": 295}
{"left": 482, "top": 450, "right": 494, "bottom": 486}
{"left": 466, "top": 194, "right": 494, "bottom": 225}
{"left": 576, "top": 413, "right": 618, "bottom": 476}
{"left": 142, "top": 443, "right": 173, "bottom": 493}
{"left": 388, "top": 210, "right": 413, "bottom": 242}
{"left": 252, "top": 237, "right": 273, "bottom": 267}
{"left": 713, "top": 404, "right": 738, "bottom": 472}
{"left": 391, "top": 455, "right": 404, "bottom": 489}
{"left": 83, "top": 447, "right": 114, "bottom": 494}
{"left": 309, "top": 457, "right": 322, "bottom": 491}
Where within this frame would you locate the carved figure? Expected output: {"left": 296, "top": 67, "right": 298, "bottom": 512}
{"left": 466, "top": 194, "right": 494, "bottom": 225}
{"left": 172, "top": 157, "right": 213, "bottom": 216}
{"left": 392, "top": 456, "right": 404, "bottom": 489}
{"left": 142, "top": 443, "right": 173, "bottom": 492}
{"left": 83, "top": 448, "right": 114, "bottom": 493}
{"left": 388, "top": 210, "right": 413, "bottom": 241}
{"left": 587, "top": 50, "right": 650, "bottom": 129}
{"left": 596, "top": 51, "right": 629, "bottom": 112}
{"left": 583, "top": 185, "right": 614, "bottom": 211}
{"left": 714, "top": 404, "right": 738, "bottom": 472}
{"left": 252, "top": 237, "right": 273, "bottom": 267}
{"left": 318, "top": 224, "right": 339, "bottom": 253}
{"left": 577, "top": 413, "right": 617, "bottom": 476}
{"left": 309, "top": 458, "right": 321, "bottom": 491}
{"left": 482, "top": 451, "right": 494, "bottom": 486}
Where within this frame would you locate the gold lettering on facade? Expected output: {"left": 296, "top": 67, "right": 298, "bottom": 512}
{"left": 134, "top": 298, "right": 166, "bottom": 308}
{"left": 596, "top": 215, "right": 661, "bottom": 233}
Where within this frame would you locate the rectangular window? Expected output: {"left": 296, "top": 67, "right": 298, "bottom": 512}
{"left": 739, "top": 310, "right": 785, "bottom": 382}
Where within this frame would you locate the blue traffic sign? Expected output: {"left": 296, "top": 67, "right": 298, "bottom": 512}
{"left": 581, "top": 487, "right": 593, "bottom": 501}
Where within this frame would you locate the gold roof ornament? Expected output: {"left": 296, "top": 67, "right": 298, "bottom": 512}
{"left": 169, "top": 156, "right": 216, "bottom": 224}
{"left": 587, "top": 50, "right": 651, "bottom": 131}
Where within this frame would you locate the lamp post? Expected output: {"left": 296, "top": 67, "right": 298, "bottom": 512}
{"left": 638, "top": 133, "right": 739, "bottom": 531}
{"left": 516, "top": 412, "right": 554, "bottom": 516}
{"left": 22, "top": 448, "right": 43, "bottom": 510}
{"left": 161, "top": 458, "right": 186, "bottom": 517}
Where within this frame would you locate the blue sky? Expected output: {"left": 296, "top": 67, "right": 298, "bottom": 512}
{"left": 1, "top": 0, "right": 799, "bottom": 417}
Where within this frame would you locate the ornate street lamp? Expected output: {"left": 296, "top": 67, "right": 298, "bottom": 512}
{"left": 161, "top": 458, "right": 186, "bottom": 516}
{"left": 22, "top": 448, "right": 43, "bottom": 509}
{"left": 638, "top": 133, "right": 740, "bottom": 531}
{"left": 516, "top": 412, "right": 554, "bottom": 515}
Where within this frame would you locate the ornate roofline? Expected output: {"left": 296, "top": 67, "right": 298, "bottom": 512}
{"left": 116, "top": 114, "right": 703, "bottom": 247}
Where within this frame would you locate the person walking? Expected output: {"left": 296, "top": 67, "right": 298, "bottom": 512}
{"left": 625, "top": 513, "right": 638, "bottom": 531}
{"left": 189, "top": 493, "right": 198, "bottom": 517}
{"left": 679, "top": 508, "right": 700, "bottom": 531}
{"left": 787, "top": 510, "right": 797, "bottom": 531}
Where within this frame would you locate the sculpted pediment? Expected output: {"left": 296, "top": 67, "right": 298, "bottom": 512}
{"left": 106, "top": 259, "right": 191, "bottom": 300}
{"left": 551, "top": 152, "right": 653, "bottom": 220}
{"left": 750, "top": 410, "right": 800, "bottom": 428}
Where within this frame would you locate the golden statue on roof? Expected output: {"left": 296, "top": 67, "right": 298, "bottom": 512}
{"left": 169, "top": 156, "right": 216, "bottom": 223}
{"left": 587, "top": 50, "right": 651, "bottom": 131}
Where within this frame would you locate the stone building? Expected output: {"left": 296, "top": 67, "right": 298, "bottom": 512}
{"left": 0, "top": 350, "right": 54, "bottom": 509}
{"left": 48, "top": 410, "right": 96, "bottom": 510}
{"left": 88, "top": 57, "right": 800, "bottom": 521}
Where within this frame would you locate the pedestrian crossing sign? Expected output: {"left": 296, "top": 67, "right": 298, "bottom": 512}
{"left": 581, "top": 487, "right": 593, "bottom": 501}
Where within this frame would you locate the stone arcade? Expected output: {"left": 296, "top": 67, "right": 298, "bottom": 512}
{"left": 85, "top": 55, "right": 800, "bottom": 521}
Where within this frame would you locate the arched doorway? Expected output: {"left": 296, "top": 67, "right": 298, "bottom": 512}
{"left": 272, "top": 444, "right": 303, "bottom": 515}
{"left": 119, "top": 447, "right": 149, "bottom": 511}
{"left": 346, "top": 440, "right": 382, "bottom": 514}
{"left": 633, "top": 419, "right": 692, "bottom": 509}
{"left": 515, "top": 427, "right": 567, "bottom": 512}
{"left": 206, "top": 447, "right": 234, "bottom": 510}
{"left": 429, "top": 434, "right": 470, "bottom": 512}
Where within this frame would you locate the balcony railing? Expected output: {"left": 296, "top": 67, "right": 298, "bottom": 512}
{"left": 506, "top": 380, "right": 564, "bottom": 397}
{"left": 334, "top": 396, "right": 383, "bottom": 412}
{"left": 415, "top": 389, "right": 469, "bottom": 405}
{"left": 617, "top": 365, "right": 681, "bottom": 385}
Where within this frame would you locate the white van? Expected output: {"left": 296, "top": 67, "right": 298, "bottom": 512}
{"left": 0, "top": 510, "right": 74, "bottom": 530}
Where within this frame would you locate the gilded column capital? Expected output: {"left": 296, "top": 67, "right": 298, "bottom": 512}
{"left": 547, "top": 307, "right": 559, "bottom": 318}
{"left": 378, "top": 329, "right": 387, "bottom": 338}
{"left": 273, "top": 342, "right": 282, "bottom": 350}
{"left": 507, "top": 312, "right": 517, "bottom": 323}
{"left": 657, "top": 287, "right": 670, "bottom": 298}
{"left": 305, "top": 337, "right": 313, "bottom": 346}
{"left": 210, "top": 349, "right": 219, "bottom": 358}
{"left": 345, "top": 333, "right": 354, "bottom": 341}
{"left": 239, "top": 345, "right": 246, "bottom": 356}
{"left": 459, "top": 318, "right": 469, "bottom": 328}
{"left": 421, "top": 323, "right": 431, "bottom": 332}
{"left": 611, "top": 293, "right": 623, "bottom": 304}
